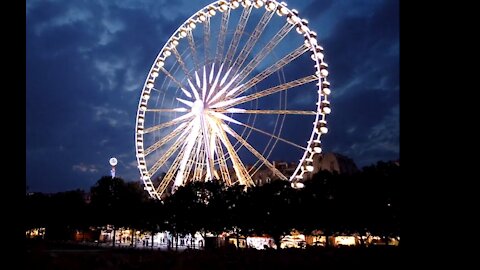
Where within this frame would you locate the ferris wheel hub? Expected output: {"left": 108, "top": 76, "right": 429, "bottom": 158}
{"left": 192, "top": 100, "right": 205, "bottom": 115}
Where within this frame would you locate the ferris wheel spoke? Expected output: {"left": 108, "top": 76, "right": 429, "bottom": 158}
{"left": 202, "top": 66, "right": 208, "bottom": 101}
{"left": 173, "top": 118, "right": 201, "bottom": 187}
{"left": 215, "top": 135, "right": 232, "bottom": 185}
{"left": 171, "top": 47, "right": 194, "bottom": 82}
{"left": 143, "top": 113, "right": 194, "bottom": 134}
{"left": 144, "top": 122, "right": 189, "bottom": 156}
{"left": 208, "top": 117, "right": 254, "bottom": 186}
{"left": 156, "top": 144, "right": 187, "bottom": 196}
{"left": 232, "top": 9, "right": 275, "bottom": 71}
{"left": 226, "top": 74, "right": 318, "bottom": 108}
{"left": 187, "top": 30, "right": 200, "bottom": 72}
{"left": 146, "top": 108, "right": 189, "bottom": 113}
{"left": 208, "top": 71, "right": 239, "bottom": 104}
{"left": 178, "top": 135, "right": 200, "bottom": 186}
{"left": 200, "top": 115, "right": 215, "bottom": 180}
{"left": 155, "top": 174, "right": 175, "bottom": 198}
{"left": 234, "top": 22, "right": 295, "bottom": 86}
{"left": 209, "top": 126, "right": 217, "bottom": 171}
{"left": 205, "top": 63, "right": 224, "bottom": 101}
{"left": 203, "top": 15, "right": 211, "bottom": 64}
{"left": 225, "top": 118, "right": 307, "bottom": 151}
{"left": 224, "top": 5, "right": 253, "bottom": 68}
{"left": 221, "top": 109, "right": 317, "bottom": 115}
{"left": 159, "top": 66, "right": 190, "bottom": 94}
{"left": 215, "top": 8, "right": 230, "bottom": 65}
{"left": 229, "top": 44, "right": 309, "bottom": 99}
{"left": 221, "top": 123, "right": 288, "bottom": 181}
{"left": 193, "top": 136, "right": 205, "bottom": 180}
{"left": 189, "top": 134, "right": 203, "bottom": 181}
{"left": 148, "top": 129, "right": 190, "bottom": 177}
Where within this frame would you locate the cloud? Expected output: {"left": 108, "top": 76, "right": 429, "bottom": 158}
{"left": 322, "top": 85, "right": 399, "bottom": 167}
{"left": 92, "top": 104, "right": 131, "bottom": 128}
{"left": 94, "top": 58, "right": 126, "bottom": 91}
{"left": 73, "top": 163, "right": 99, "bottom": 173}
{"left": 322, "top": 0, "right": 399, "bottom": 98}
{"left": 34, "top": 6, "right": 93, "bottom": 36}
{"left": 124, "top": 66, "right": 144, "bottom": 92}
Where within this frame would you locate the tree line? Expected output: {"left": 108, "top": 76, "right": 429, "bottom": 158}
{"left": 25, "top": 161, "right": 399, "bottom": 248}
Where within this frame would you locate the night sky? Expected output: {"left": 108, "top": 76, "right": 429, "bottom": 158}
{"left": 26, "top": 0, "right": 399, "bottom": 193}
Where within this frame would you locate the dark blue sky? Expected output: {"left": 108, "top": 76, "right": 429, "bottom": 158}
{"left": 26, "top": 0, "right": 399, "bottom": 193}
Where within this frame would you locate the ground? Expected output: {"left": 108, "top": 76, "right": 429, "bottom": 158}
{"left": 25, "top": 240, "right": 401, "bottom": 270}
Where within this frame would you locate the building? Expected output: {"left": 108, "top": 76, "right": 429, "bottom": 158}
{"left": 250, "top": 152, "right": 359, "bottom": 185}
{"left": 309, "top": 152, "right": 359, "bottom": 177}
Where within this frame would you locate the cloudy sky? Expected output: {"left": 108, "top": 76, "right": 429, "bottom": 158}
{"left": 26, "top": 0, "right": 399, "bottom": 193}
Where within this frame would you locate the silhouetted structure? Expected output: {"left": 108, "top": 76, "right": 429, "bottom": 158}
{"left": 250, "top": 152, "right": 359, "bottom": 185}
{"left": 311, "top": 152, "right": 359, "bottom": 176}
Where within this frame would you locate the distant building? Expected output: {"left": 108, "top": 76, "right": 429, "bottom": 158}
{"left": 250, "top": 152, "right": 359, "bottom": 185}
{"left": 309, "top": 152, "right": 359, "bottom": 177}
{"left": 250, "top": 161, "right": 298, "bottom": 186}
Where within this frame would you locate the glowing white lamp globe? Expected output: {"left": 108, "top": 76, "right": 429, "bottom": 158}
{"left": 109, "top": 157, "right": 118, "bottom": 166}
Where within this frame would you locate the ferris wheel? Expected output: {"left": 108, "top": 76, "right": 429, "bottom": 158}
{"left": 135, "top": 0, "right": 331, "bottom": 200}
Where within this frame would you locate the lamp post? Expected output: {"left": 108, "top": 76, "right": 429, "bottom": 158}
{"left": 109, "top": 157, "right": 118, "bottom": 178}
{"left": 108, "top": 157, "right": 118, "bottom": 247}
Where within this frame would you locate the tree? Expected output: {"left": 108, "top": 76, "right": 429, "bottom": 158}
{"left": 89, "top": 176, "right": 145, "bottom": 246}
{"left": 241, "top": 180, "right": 298, "bottom": 249}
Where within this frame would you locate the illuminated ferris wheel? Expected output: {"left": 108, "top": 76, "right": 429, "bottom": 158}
{"left": 135, "top": 0, "right": 331, "bottom": 200}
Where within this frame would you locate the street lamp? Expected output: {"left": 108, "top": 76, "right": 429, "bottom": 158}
{"left": 109, "top": 157, "right": 118, "bottom": 178}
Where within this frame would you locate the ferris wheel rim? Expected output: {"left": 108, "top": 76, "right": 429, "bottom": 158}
{"left": 134, "top": 0, "right": 331, "bottom": 200}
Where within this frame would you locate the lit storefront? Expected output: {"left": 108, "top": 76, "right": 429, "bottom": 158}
{"left": 99, "top": 226, "right": 205, "bottom": 249}
{"left": 246, "top": 236, "right": 277, "bottom": 249}
{"left": 26, "top": 228, "right": 45, "bottom": 239}
{"left": 280, "top": 234, "right": 306, "bottom": 249}
{"left": 334, "top": 236, "right": 357, "bottom": 246}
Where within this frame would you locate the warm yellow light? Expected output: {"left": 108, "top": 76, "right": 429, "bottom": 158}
{"left": 320, "top": 69, "right": 329, "bottom": 77}
{"left": 315, "top": 120, "right": 328, "bottom": 134}
{"left": 254, "top": 0, "right": 263, "bottom": 8}
{"left": 335, "top": 236, "right": 356, "bottom": 246}
{"left": 220, "top": 4, "right": 229, "bottom": 12}
{"left": 242, "top": 0, "right": 252, "bottom": 8}
{"left": 266, "top": 2, "right": 276, "bottom": 11}
{"left": 291, "top": 182, "right": 305, "bottom": 189}
{"left": 311, "top": 140, "right": 322, "bottom": 153}
{"left": 321, "top": 101, "right": 331, "bottom": 114}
